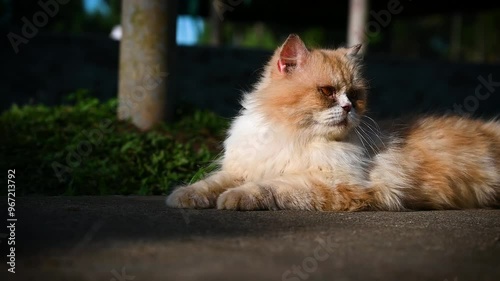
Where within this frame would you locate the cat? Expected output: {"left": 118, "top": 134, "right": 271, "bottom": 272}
{"left": 166, "top": 34, "right": 500, "bottom": 211}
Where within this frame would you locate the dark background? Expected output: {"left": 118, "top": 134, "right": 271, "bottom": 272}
{"left": 2, "top": 0, "right": 500, "bottom": 119}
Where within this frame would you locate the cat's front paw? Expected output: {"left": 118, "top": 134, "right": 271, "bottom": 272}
{"left": 217, "top": 184, "right": 272, "bottom": 211}
{"left": 166, "top": 185, "right": 215, "bottom": 209}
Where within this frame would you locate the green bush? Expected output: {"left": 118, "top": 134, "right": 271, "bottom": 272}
{"left": 0, "top": 91, "right": 228, "bottom": 196}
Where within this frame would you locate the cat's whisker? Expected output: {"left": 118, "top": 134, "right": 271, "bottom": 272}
{"left": 360, "top": 119, "right": 386, "bottom": 149}
{"left": 357, "top": 125, "right": 377, "bottom": 145}
{"left": 362, "top": 115, "right": 383, "bottom": 133}
{"left": 354, "top": 128, "right": 371, "bottom": 155}
{"left": 363, "top": 123, "right": 386, "bottom": 148}
{"left": 356, "top": 126, "right": 380, "bottom": 155}
{"left": 360, "top": 116, "right": 386, "bottom": 139}
{"left": 360, "top": 116, "right": 382, "bottom": 133}
{"left": 354, "top": 129, "right": 367, "bottom": 153}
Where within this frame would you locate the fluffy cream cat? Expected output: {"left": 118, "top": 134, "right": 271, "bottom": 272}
{"left": 166, "top": 34, "right": 500, "bottom": 211}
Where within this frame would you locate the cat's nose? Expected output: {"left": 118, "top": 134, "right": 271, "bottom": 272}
{"left": 342, "top": 104, "right": 352, "bottom": 113}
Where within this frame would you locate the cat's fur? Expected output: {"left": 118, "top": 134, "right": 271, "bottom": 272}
{"left": 166, "top": 34, "right": 500, "bottom": 211}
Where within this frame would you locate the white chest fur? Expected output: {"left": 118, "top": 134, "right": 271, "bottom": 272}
{"left": 221, "top": 110, "right": 369, "bottom": 183}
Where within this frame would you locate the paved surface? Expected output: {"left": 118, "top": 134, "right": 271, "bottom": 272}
{"left": 2, "top": 196, "right": 500, "bottom": 281}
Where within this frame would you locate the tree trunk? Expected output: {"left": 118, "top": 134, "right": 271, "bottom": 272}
{"left": 209, "top": 0, "right": 223, "bottom": 46}
{"left": 449, "top": 13, "right": 462, "bottom": 61}
{"left": 118, "top": 0, "right": 177, "bottom": 131}
{"left": 347, "top": 0, "right": 369, "bottom": 54}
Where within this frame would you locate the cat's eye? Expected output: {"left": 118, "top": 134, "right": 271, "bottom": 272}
{"left": 318, "top": 86, "right": 336, "bottom": 98}
{"left": 348, "top": 91, "right": 358, "bottom": 101}
{"left": 348, "top": 90, "right": 363, "bottom": 103}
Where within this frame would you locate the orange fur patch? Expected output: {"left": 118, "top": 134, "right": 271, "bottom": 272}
{"left": 396, "top": 116, "right": 500, "bottom": 209}
{"left": 312, "top": 179, "right": 373, "bottom": 211}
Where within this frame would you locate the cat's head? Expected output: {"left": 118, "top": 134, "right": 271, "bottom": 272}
{"left": 254, "top": 34, "right": 368, "bottom": 140}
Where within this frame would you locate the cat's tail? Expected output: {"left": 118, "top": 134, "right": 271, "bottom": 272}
{"left": 357, "top": 116, "right": 500, "bottom": 211}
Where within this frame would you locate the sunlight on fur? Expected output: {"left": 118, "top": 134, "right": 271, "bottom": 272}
{"left": 166, "top": 34, "right": 500, "bottom": 211}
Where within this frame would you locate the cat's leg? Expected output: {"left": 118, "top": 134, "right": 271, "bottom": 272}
{"left": 216, "top": 174, "right": 377, "bottom": 211}
{"left": 166, "top": 171, "right": 243, "bottom": 209}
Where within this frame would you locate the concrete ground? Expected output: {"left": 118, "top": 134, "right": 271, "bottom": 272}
{"left": 3, "top": 196, "right": 500, "bottom": 281}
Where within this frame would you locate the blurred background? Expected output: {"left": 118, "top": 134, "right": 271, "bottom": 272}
{"left": 2, "top": 0, "right": 500, "bottom": 117}
{"left": 3, "top": 0, "right": 500, "bottom": 59}
{"left": 2, "top": 0, "right": 500, "bottom": 196}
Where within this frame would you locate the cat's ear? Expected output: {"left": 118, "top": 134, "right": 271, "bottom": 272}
{"left": 346, "top": 44, "right": 362, "bottom": 57}
{"left": 277, "top": 34, "right": 309, "bottom": 74}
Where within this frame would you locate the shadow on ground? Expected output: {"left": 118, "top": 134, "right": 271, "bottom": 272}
{"left": 2, "top": 196, "right": 500, "bottom": 281}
